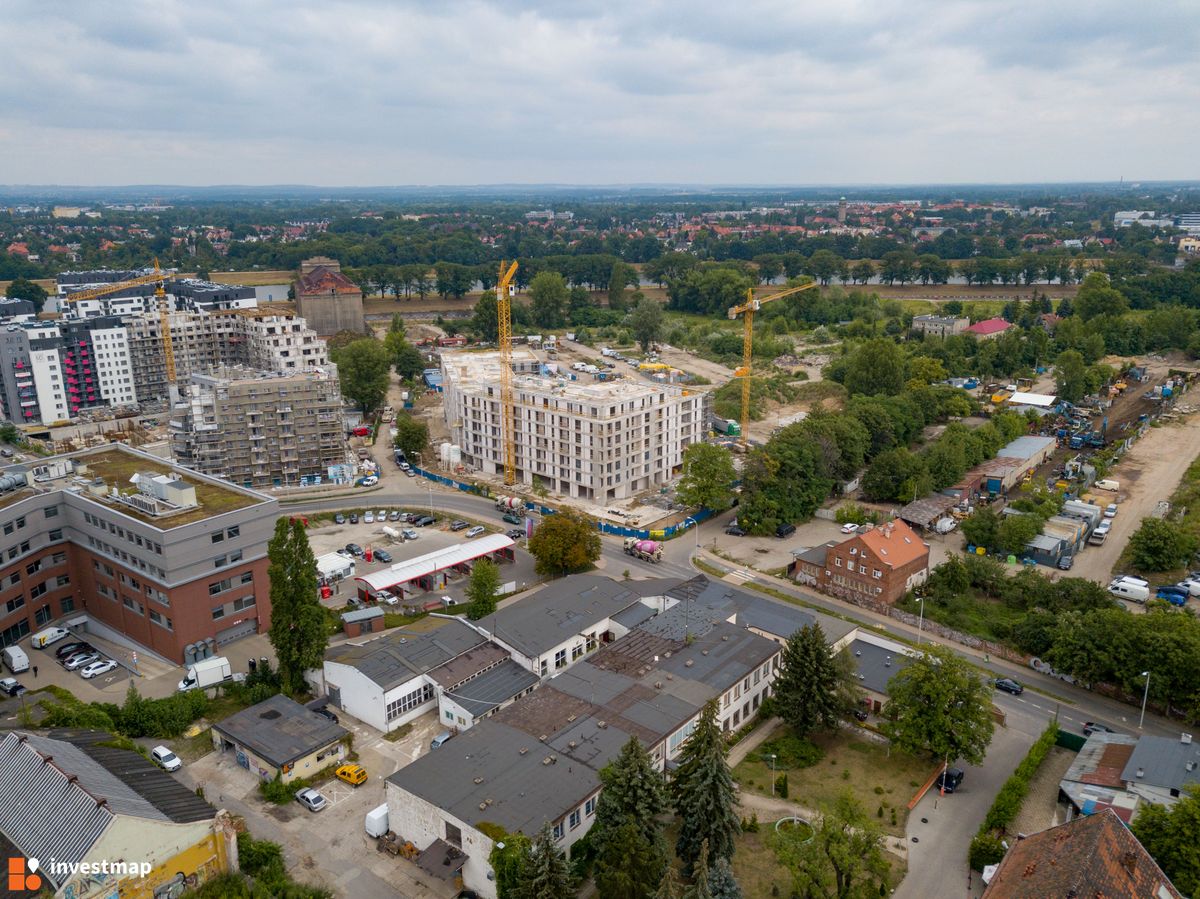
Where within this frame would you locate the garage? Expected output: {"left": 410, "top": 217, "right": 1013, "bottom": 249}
{"left": 215, "top": 617, "right": 258, "bottom": 646}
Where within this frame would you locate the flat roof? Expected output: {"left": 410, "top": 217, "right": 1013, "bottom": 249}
{"left": 1000, "top": 435, "right": 1057, "bottom": 459}
{"left": 850, "top": 638, "right": 913, "bottom": 694}
{"left": 356, "top": 534, "right": 514, "bottom": 592}
{"left": 444, "top": 659, "right": 539, "bottom": 719}
{"left": 326, "top": 618, "right": 487, "bottom": 692}
{"left": 1008, "top": 391, "right": 1057, "bottom": 407}
{"left": 212, "top": 694, "right": 348, "bottom": 769}
{"left": 1122, "top": 735, "right": 1200, "bottom": 793}
{"left": 442, "top": 348, "right": 687, "bottom": 402}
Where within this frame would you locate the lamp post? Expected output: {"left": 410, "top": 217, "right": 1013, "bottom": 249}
{"left": 683, "top": 516, "right": 700, "bottom": 549}
{"left": 916, "top": 596, "right": 925, "bottom": 645}
{"left": 427, "top": 484, "right": 435, "bottom": 519}
{"left": 768, "top": 753, "right": 777, "bottom": 796}
{"left": 1139, "top": 670, "right": 1151, "bottom": 729}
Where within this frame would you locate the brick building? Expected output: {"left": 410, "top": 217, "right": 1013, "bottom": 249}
{"left": 789, "top": 519, "right": 929, "bottom": 605}
{"left": 0, "top": 445, "right": 279, "bottom": 663}
{"left": 294, "top": 257, "right": 364, "bottom": 336}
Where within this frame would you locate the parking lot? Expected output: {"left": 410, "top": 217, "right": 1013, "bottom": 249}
{"left": 306, "top": 506, "right": 539, "bottom": 610}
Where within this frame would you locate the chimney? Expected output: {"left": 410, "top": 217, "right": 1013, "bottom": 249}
{"left": 1183, "top": 733, "right": 1193, "bottom": 745}
{"left": 1120, "top": 851, "right": 1138, "bottom": 876}
{"left": 1136, "top": 768, "right": 1145, "bottom": 778}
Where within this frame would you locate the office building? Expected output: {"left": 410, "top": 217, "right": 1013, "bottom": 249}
{"left": 170, "top": 366, "right": 347, "bottom": 488}
{"left": 0, "top": 444, "right": 279, "bottom": 662}
{"left": 440, "top": 348, "right": 705, "bottom": 501}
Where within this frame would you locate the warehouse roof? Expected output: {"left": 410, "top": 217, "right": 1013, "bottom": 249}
{"left": 897, "top": 493, "right": 960, "bottom": 527}
{"left": 1122, "top": 734, "right": 1200, "bottom": 794}
{"left": 443, "top": 659, "right": 539, "bottom": 719}
{"left": 327, "top": 618, "right": 487, "bottom": 692}
{"left": 212, "top": 694, "right": 348, "bottom": 769}
{"left": 999, "top": 435, "right": 1057, "bottom": 460}
{"left": 356, "top": 533, "right": 514, "bottom": 592}
{"left": 1007, "top": 391, "right": 1057, "bottom": 408}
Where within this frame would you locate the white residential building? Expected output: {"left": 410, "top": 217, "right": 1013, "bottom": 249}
{"left": 441, "top": 348, "right": 705, "bottom": 501}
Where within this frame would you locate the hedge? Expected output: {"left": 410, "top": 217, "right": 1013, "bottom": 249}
{"left": 968, "top": 721, "right": 1059, "bottom": 871}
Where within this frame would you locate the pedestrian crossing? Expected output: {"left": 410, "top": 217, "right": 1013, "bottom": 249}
{"left": 725, "top": 568, "right": 756, "bottom": 584}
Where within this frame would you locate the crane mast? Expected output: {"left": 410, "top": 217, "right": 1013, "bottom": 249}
{"left": 496, "top": 261, "right": 519, "bottom": 486}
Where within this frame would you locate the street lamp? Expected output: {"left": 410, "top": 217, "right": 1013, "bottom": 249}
{"left": 916, "top": 597, "right": 925, "bottom": 645}
{"left": 427, "top": 484, "right": 435, "bottom": 518}
{"left": 683, "top": 516, "right": 700, "bottom": 550}
{"left": 767, "top": 753, "right": 777, "bottom": 796}
{"left": 1139, "top": 670, "right": 1151, "bottom": 729}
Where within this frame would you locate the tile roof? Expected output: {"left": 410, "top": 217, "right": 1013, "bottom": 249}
{"left": 982, "top": 808, "right": 1181, "bottom": 898}
{"left": 965, "top": 317, "right": 1013, "bottom": 336}
{"left": 854, "top": 519, "right": 928, "bottom": 570}
{"left": 212, "top": 694, "right": 349, "bottom": 769}
{"left": 296, "top": 265, "right": 361, "bottom": 296}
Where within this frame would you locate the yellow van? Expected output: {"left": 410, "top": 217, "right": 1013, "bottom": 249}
{"left": 335, "top": 764, "right": 368, "bottom": 787}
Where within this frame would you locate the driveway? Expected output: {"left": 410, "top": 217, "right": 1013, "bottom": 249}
{"left": 182, "top": 746, "right": 458, "bottom": 899}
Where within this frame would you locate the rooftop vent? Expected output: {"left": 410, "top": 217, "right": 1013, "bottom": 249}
{"left": 1184, "top": 733, "right": 1194, "bottom": 745}
{"left": 519, "top": 747, "right": 528, "bottom": 755}
{"left": 655, "top": 681, "right": 663, "bottom": 689}
{"left": 1187, "top": 762, "right": 1195, "bottom": 772}
{"left": 567, "top": 714, "right": 577, "bottom": 723}
{"left": 685, "top": 659, "right": 694, "bottom": 667}
{"left": 1137, "top": 768, "right": 1145, "bottom": 778}
{"left": 568, "top": 741, "right": 577, "bottom": 749}
{"left": 479, "top": 802, "right": 487, "bottom": 811}
{"left": 597, "top": 721, "right": 607, "bottom": 729}
{"left": 855, "top": 650, "right": 862, "bottom": 657}
{"left": 722, "top": 635, "right": 729, "bottom": 642}
{"left": 543, "top": 757, "right": 553, "bottom": 765}
{"left": 473, "top": 777, "right": 483, "bottom": 785}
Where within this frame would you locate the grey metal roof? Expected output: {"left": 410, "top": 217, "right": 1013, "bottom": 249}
{"left": 897, "top": 493, "right": 960, "bottom": 527}
{"left": 326, "top": 619, "right": 487, "bottom": 692}
{"left": 475, "top": 575, "right": 644, "bottom": 656}
{"left": 850, "top": 639, "right": 913, "bottom": 695}
{"left": 1060, "top": 732, "right": 1139, "bottom": 814}
{"left": 443, "top": 660, "right": 539, "bottom": 719}
{"left": 212, "top": 694, "right": 349, "bottom": 769}
{"left": 612, "top": 601, "right": 657, "bottom": 629}
{"left": 341, "top": 607, "right": 384, "bottom": 624}
{"left": 1122, "top": 735, "right": 1200, "bottom": 792}
{"left": 1026, "top": 534, "right": 1065, "bottom": 552}
{"left": 793, "top": 543, "right": 833, "bottom": 566}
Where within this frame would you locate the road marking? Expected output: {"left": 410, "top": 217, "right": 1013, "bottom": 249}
{"left": 725, "top": 568, "right": 756, "bottom": 584}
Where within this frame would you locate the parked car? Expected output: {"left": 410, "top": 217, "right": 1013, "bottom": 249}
{"left": 373, "top": 549, "right": 393, "bottom": 564}
{"left": 840, "top": 522, "right": 859, "bottom": 534}
{"left": 1104, "top": 503, "right": 1118, "bottom": 518}
{"left": 349, "top": 512, "right": 360, "bottom": 524}
{"left": 334, "top": 513, "right": 345, "bottom": 525}
{"left": 506, "top": 528, "right": 525, "bottom": 540}
{"left": 994, "top": 678, "right": 1024, "bottom": 695}
{"left": 1057, "top": 554, "right": 1074, "bottom": 571}
{"left": 725, "top": 526, "right": 747, "bottom": 537}
{"left": 935, "top": 768, "right": 965, "bottom": 793}
{"left": 345, "top": 543, "right": 364, "bottom": 557}
{"left": 151, "top": 746, "right": 182, "bottom": 772}
{"left": 377, "top": 510, "right": 388, "bottom": 521}
{"left": 415, "top": 516, "right": 436, "bottom": 527}
{"left": 1156, "top": 585, "right": 1189, "bottom": 605}
{"left": 450, "top": 520, "right": 469, "bottom": 531}
{"left": 1177, "top": 576, "right": 1200, "bottom": 598}
{"left": 1083, "top": 722, "right": 1115, "bottom": 736}
{"left": 776, "top": 523, "right": 796, "bottom": 538}
{"left": 502, "top": 512, "right": 522, "bottom": 525}
{"left": 80, "top": 659, "right": 118, "bottom": 679}
{"left": 55, "top": 641, "right": 92, "bottom": 660}
{"left": 430, "top": 732, "right": 453, "bottom": 750}
{"left": 313, "top": 707, "right": 339, "bottom": 723}
{"left": 375, "top": 590, "right": 400, "bottom": 606}
{"left": 364, "top": 511, "right": 375, "bottom": 524}
{"left": 465, "top": 526, "right": 485, "bottom": 538}
{"left": 336, "top": 764, "right": 368, "bottom": 787}
{"left": 398, "top": 512, "right": 416, "bottom": 523}
{"left": 295, "top": 788, "right": 328, "bottom": 812}
{"left": 0, "top": 678, "right": 26, "bottom": 697}
{"left": 405, "top": 469, "right": 417, "bottom": 478}
{"left": 360, "top": 476, "right": 378, "bottom": 487}
{"left": 389, "top": 510, "right": 402, "bottom": 521}
{"left": 62, "top": 651, "right": 100, "bottom": 670}
{"left": 401, "top": 529, "right": 419, "bottom": 540}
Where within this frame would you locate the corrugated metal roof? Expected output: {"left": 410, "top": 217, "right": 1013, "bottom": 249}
{"left": 341, "top": 607, "right": 384, "bottom": 624}
{"left": 355, "top": 534, "right": 514, "bottom": 591}
{"left": 443, "top": 659, "right": 539, "bottom": 718}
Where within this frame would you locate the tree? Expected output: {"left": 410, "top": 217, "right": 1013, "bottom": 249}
{"left": 591, "top": 736, "right": 669, "bottom": 861}
{"left": 960, "top": 506, "right": 1001, "bottom": 551}
{"left": 850, "top": 260, "right": 875, "bottom": 285}
{"left": 997, "top": 513, "right": 1042, "bottom": 556}
{"left": 654, "top": 865, "right": 683, "bottom": 899}
{"left": 489, "top": 830, "right": 533, "bottom": 899}
{"left": 609, "top": 261, "right": 635, "bottom": 311}
{"left": 706, "top": 857, "right": 742, "bottom": 899}
{"left": 529, "top": 271, "right": 569, "bottom": 329}
{"left": 1074, "top": 272, "right": 1129, "bottom": 321}
{"left": 906, "top": 356, "right": 948, "bottom": 387}
{"left": 861, "top": 448, "right": 930, "bottom": 503}
{"left": 332, "top": 339, "right": 390, "bottom": 413}
{"left": 675, "top": 444, "right": 736, "bottom": 511}
{"left": 466, "top": 558, "right": 501, "bottom": 620}
{"left": 771, "top": 624, "right": 858, "bottom": 738}
{"left": 807, "top": 250, "right": 842, "bottom": 286}
{"left": 684, "top": 840, "right": 714, "bottom": 899}
{"left": 267, "top": 519, "right": 327, "bottom": 695}
{"left": 472, "top": 291, "right": 499, "bottom": 339}
{"left": 673, "top": 701, "right": 740, "bottom": 871}
{"left": 528, "top": 510, "right": 602, "bottom": 576}
{"left": 513, "top": 822, "right": 575, "bottom": 899}
{"left": 596, "top": 822, "right": 667, "bottom": 899}
{"left": 629, "top": 296, "right": 665, "bottom": 353}
{"left": 1129, "top": 517, "right": 1199, "bottom": 572}
{"left": 392, "top": 415, "right": 428, "bottom": 461}
{"left": 843, "top": 339, "right": 905, "bottom": 396}
{"left": 770, "top": 791, "right": 889, "bottom": 899}
{"left": 4, "top": 277, "right": 48, "bottom": 310}
{"left": 1054, "top": 349, "right": 1089, "bottom": 403}
{"left": 881, "top": 645, "right": 994, "bottom": 765}
{"left": 1131, "top": 784, "right": 1200, "bottom": 896}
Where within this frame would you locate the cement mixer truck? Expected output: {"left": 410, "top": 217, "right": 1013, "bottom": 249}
{"left": 623, "top": 537, "right": 663, "bottom": 563}
{"left": 495, "top": 496, "right": 525, "bottom": 512}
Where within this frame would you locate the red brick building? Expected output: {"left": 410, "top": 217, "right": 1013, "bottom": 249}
{"left": 789, "top": 519, "right": 929, "bottom": 605}
{"left": 294, "top": 256, "right": 364, "bottom": 336}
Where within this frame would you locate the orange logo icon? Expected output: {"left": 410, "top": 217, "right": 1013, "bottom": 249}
{"left": 8, "top": 857, "right": 42, "bottom": 892}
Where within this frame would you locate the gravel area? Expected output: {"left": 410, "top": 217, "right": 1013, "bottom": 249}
{"left": 1007, "top": 745, "right": 1076, "bottom": 837}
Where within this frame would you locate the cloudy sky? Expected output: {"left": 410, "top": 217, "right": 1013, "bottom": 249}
{"left": 2, "top": 0, "right": 1197, "bottom": 186}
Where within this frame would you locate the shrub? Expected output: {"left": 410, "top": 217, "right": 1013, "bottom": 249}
{"left": 969, "top": 833, "right": 1006, "bottom": 870}
{"left": 776, "top": 773, "right": 789, "bottom": 798}
{"left": 755, "top": 733, "right": 824, "bottom": 769}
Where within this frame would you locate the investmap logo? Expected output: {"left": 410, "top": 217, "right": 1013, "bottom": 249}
{"left": 7, "top": 857, "right": 41, "bottom": 892}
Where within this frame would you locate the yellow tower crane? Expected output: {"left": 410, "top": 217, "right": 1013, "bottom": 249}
{"left": 495, "top": 260, "right": 520, "bottom": 486}
{"left": 61, "top": 259, "right": 178, "bottom": 387}
{"left": 727, "top": 280, "right": 819, "bottom": 446}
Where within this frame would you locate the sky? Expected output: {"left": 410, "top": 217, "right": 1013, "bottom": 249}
{"left": 1, "top": 0, "right": 1197, "bottom": 187}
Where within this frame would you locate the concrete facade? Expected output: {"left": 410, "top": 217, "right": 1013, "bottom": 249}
{"left": 912, "top": 314, "right": 969, "bottom": 337}
{"left": 441, "top": 349, "right": 705, "bottom": 501}
{"left": 294, "top": 257, "right": 364, "bottom": 336}
{"left": 0, "top": 445, "right": 278, "bottom": 662}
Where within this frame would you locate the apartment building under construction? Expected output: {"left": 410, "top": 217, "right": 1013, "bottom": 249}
{"left": 441, "top": 349, "right": 705, "bottom": 501}
{"left": 170, "top": 366, "right": 347, "bottom": 488}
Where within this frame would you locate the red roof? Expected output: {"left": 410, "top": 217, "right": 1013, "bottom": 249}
{"left": 848, "top": 520, "right": 928, "bottom": 571}
{"left": 297, "top": 265, "right": 360, "bottom": 296}
{"left": 965, "top": 317, "right": 1012, "bottom": 336}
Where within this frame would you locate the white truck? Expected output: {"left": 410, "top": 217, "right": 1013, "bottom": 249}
{"left": 178, "top": 656, "right": 234, "bottom": 692}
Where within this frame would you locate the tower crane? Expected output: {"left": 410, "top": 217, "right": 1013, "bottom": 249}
{"left": 61, "top": 259, "right": 178, "bottom": 389}
{"left": 495, "top": 260, "right": 519, "bottom": 486}
{"left": 727, "top": 280, "right": 819, "bottom": 446}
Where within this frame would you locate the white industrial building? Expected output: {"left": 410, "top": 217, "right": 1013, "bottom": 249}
{"left": 440, "top": 348, "right": 706, "bottom": 501}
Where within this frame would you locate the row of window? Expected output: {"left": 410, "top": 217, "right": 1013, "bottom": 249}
{"left": 386, "top": 683, "right": 434, "bottom": 722}
{"left": 210, "top": 526, "right": 241, "bottom": 543}
{"left": 549, "top": 795, "right": 597, "bottom": 841}
{"left": 209, "top": 571, "right": 254, "bottom": 596}
{"left": 211, "top": 595, "right": 256, "bottom": 620}
{"left": 84, "top": 534, "right": 167, "bottom": 579}
{"left": 83, "top": 511, "right": 164, "bottom": 555}
{"left": 0, "top": 598, "right": 74, "bottom": 648}
{"left": 832, "top": 556, "right": 883, "bottom": 579}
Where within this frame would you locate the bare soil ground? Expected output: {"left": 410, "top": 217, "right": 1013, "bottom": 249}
{"left": 1007, "top": 746, "right": 1076, "bottom": 837}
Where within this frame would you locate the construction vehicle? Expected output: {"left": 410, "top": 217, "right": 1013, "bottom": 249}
{"left": 495, "top": 496, "right": 525, "bottom": 512}
{"left": 61, "top": 259, "right": 178, "bottom": 399}
{"left": 727, "top": 280, "right": 819, "bottom": 446}
{"left": 623, "top": 537, "right": 663, "bottom": 562}
{"left": 710, "top": 414, "right": 742, "bottom": 437}
{"left": 495, "top": 260, "right": 520, "bottom": 486}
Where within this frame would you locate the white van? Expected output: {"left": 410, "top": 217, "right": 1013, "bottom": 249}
{"left": 2, "top": 646, "right": 29, "bottom": 673}
{"left": 1108, "top": 580, "right": 1150, "bottom": 603}
{"left": 30, "top": 626, "right": 70, "bottom": 649}
{"left": 1095, "top": 479, "right": 1120, "bottom": 492}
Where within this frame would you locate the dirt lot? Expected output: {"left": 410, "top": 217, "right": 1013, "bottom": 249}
{"left": 1007, "top": 746, "right": 1075, "bottom": 837}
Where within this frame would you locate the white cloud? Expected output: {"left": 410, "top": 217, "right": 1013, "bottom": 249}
{"left": 0, "top": 0, "right": 1196, "bottom": 184}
